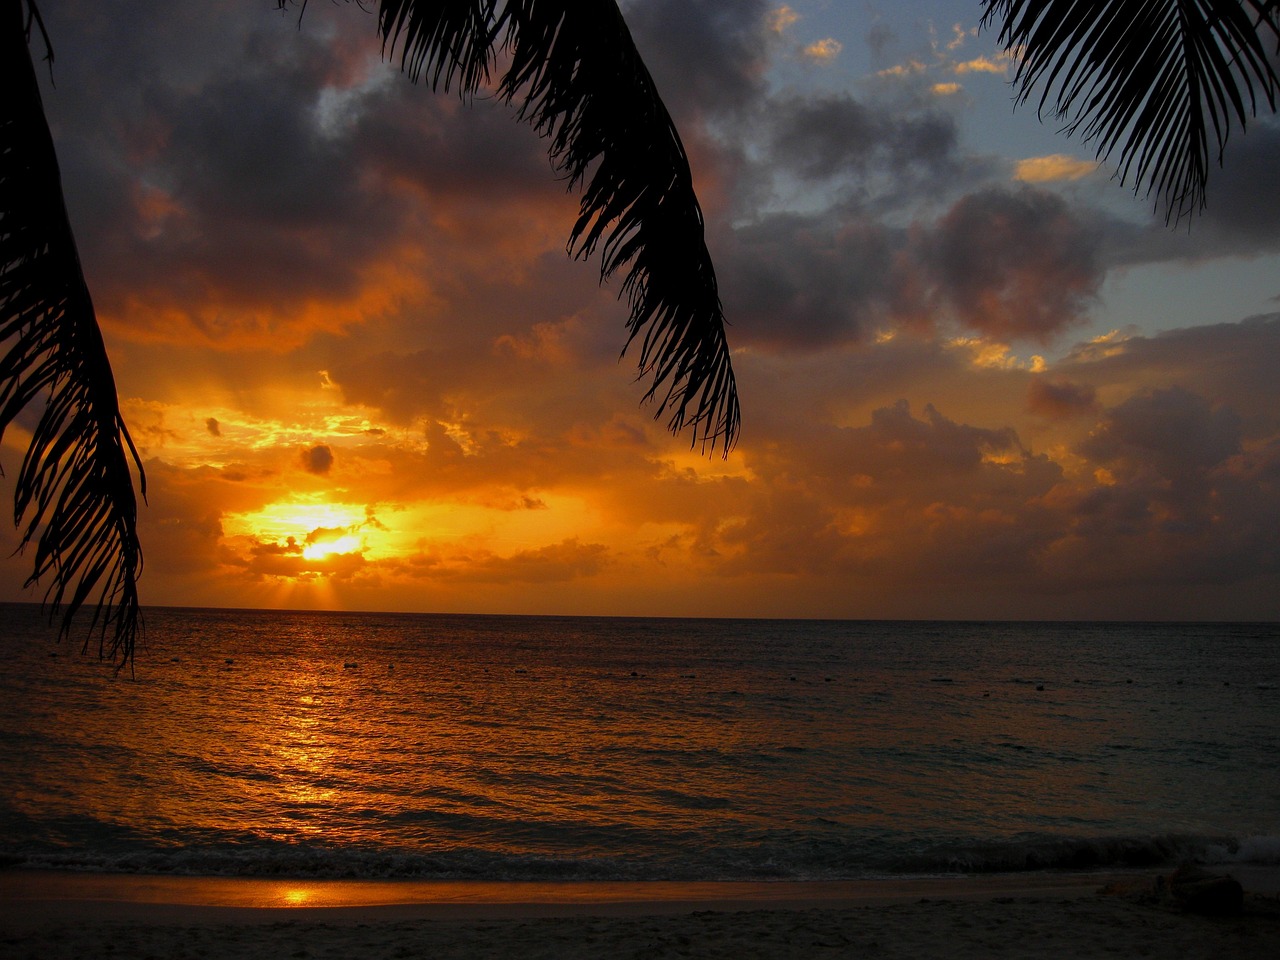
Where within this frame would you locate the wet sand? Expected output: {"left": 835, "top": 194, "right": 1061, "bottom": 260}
{"left": 2, "top": 870, "right": 1278, "bottom": 958}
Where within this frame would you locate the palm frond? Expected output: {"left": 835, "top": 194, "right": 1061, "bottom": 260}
{"left": 371, "top": 0, "right": 740, "bottom": 452}
{"left": 982, "top": 0, "right": 1280, "bottom": 223}
{"left": 1, "top": 0, "right": 145, "bottom": 668}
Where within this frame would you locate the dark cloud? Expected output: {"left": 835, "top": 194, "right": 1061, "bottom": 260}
{"left": 917, "top": 187, "right": 1102, "bottom": 341}
{"left": 623, "top": 0, "right": 771, "bottom": 117}
{"left": 206, "top": 418, "right": 221, "bottom": 436}
{"left": 720, "top": 210, "right": 900, "bottom": 348}
{"left": 305, "top": 525, "right": 351, "bottom": 547}
{"left": 1071, "top": 387, "right": 1243, "bottom": 540}
{"left": 1197, "top": 119, "right": 1280, "bottom": 246}
{"left": 301, "top": 444, "right": 334, "bottom": 475}
{"left": 40, "top": 3, "right": 400, "bottom": 335}
{"left": 36, "top": 0, "right": 582, "bottom": 352}
{"left": 865, "top": 21, "right": 896, "bottom": 61}
{"left": 1097, "top": 120, "right": 1280, "bottom": 267}
{"left": 1026, "top": 378, "right": 1097, "bottom": 420}
{"left": 768, "top": 93, "right": 958, "bottom": 184}
{"left": 722, "top": 185, "right": 1102, "bottom": 350}
{"left": 1080, "top": 387, "right": 1241, "bottom": 476}
{"left": 859, "top": 399, "right": 1024, "bottom": 479}
{"left": 1057, "top": 314, "right": 1280, "bottom": 438}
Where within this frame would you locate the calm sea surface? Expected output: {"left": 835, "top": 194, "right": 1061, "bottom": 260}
{"left": 0, "top": 604, "right": 1276, "bottom": 880}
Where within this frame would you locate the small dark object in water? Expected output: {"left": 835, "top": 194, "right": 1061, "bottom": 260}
{"left": 344, "top": 662, "right": 359, "bottom": 669}
{"left": 1036, "top": 684, "right": 1045, "bottom": 691}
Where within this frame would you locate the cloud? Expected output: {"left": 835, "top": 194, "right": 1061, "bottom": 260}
{"left": 1080, "top": 386, "right": 1242, "bottom": 477}
{"left": 1198, "top": 120, "right": 1280, "bottom": 245}
{"left": 719, "top": 184, "right": 1103, "bottom": 350}
{"left": 953, "top": 54, "right": 1008, "bottom": 75}
{"left": 767, "top": 5, "right": 799, "bottom": 34}
{"left": 1014, "top": 155, "right": 1098, "bottom": 183}
{"left": 1026, "top": 378, "right": 1098, "bottom": 420}
{"left": 767, "top": 93, "right": 959, "bottom": 183}
{"left": 1056, "top": 314, "right": 1280, "bottom": 436}
{"left": 802, "top": 38, "right": 843, "bottom": 63}
{"left": 623, "top": 0, "right": 771, "bottom": 117}
{"left": 205, "top": 417, "right": 221, "bottom": 436}
{"left": 399, "top": 538, "right": 610, "bottom": 584}
{"left": 916, "top": 187, "right": 1102, "bottom": 341}
{"left": 301, "top": 444, "right": 334, "bottom": 475}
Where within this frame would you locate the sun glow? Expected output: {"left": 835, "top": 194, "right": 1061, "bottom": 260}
{"left": 223, "top": 499, "right": 389, "bottom": 573}
{"left": 302, "top": 534, "right": 362, "bottom": 560}
{"left": 233, "top": 500, "right": 363, "bottom": 538}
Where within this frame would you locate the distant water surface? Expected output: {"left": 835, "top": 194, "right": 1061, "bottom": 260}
{"left": 1, "top": 605, "right": 1276, "bottom": 880}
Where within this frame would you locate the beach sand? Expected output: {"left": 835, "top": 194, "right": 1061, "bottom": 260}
{"left": 2, "top": 871, "right": 1278, "bottom": 959}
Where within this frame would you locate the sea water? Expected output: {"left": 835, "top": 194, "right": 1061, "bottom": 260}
{"left": 0, "top": 604, "right": 1276, "bottom": 880}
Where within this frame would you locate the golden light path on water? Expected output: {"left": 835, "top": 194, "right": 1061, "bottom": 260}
{"left": 2, "top": 610, "right": 1276, "bottom": 890}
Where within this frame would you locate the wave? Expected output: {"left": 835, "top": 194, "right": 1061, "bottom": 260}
{"left": 881, "top": 833, "right": 1279, "bottom": 875}
{"left": 4, "top": 832, "right": 1277, "bottom": 882}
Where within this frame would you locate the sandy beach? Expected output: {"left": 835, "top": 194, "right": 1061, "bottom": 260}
{"left": 2, "top": 870, "right": 1278, "bottom": 959}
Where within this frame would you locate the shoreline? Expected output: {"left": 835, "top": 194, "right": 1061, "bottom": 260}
{"left": 0, "top": 869, "right": 1133, "bottom": 921}
{"left": 3, "top": 869, "right": 1278, "bottom": 959}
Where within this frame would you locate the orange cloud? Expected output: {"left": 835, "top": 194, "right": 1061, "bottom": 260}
{"left": 803, "top": 39, "right": 843, "bottom": 63}
{"left": 954, "top": 55, "right": 1009, "bottom": 75}
{"left": 1014, "top": 155, "right": 1098, "bottom": 183}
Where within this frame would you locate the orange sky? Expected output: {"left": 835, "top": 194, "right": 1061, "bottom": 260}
{"left": 3, "top": 1, "right": 1279, "bottom": 620}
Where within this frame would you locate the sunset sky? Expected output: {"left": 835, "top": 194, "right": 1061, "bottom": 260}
{"left": 3, "top": 0, "right": 1278, "bottom": 620}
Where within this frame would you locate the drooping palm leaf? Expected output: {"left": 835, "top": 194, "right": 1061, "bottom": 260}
{"left": 1, "top": 0, "right": 145, "bottom": 667}
{"left": 982, "top": 0, "right": 1280, "bottom": 222}
{"left": 361, "top": 0, "right": 740, "bottom": 452}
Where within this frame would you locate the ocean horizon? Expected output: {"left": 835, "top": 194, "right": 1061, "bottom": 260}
{"left": 2, "top": 604, "right": 1277, "bottom": 882}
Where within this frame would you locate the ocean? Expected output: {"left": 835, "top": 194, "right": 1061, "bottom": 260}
{"left": 0, "top": 604, "right": 1276, "bottom": 882}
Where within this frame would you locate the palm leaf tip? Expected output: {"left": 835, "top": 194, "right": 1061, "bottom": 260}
{"left": 2, "top": 0, "right": 145, "bottom": 669}
{"left": 981, "top": 0, "right": 1280, "bottom": 223}
{"left": 371, "top": 0, "right": 740, "bottom": 454}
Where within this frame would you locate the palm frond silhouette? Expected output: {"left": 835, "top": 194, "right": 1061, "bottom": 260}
{"left": 1, "top": 0, "right": 144, "bottom": 666}
{"left": 982, "top": 0, "right": 1280, "bottom": 223}
{"left": 370, "top": 0, "right": 740, "bottom": 450}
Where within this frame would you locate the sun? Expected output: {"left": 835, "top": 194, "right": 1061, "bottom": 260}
{"left": 302, "top": 534, "right": 362, "bottom": 560}
{"left": 226, "top": 499, "right": 377, "bottom": 562}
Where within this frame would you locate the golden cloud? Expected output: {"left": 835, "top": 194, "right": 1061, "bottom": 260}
{"left": 1014, "top": 154, "right": 1099, "bottom": 183}
{"left": 803, "top": 38, "right": 844, "bottom": 63}
{"left": 953, "top": 54, "right": 1009, "bottom": 75}
{"left": 768, "top": 5, "right": 800, "bottom": 34}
